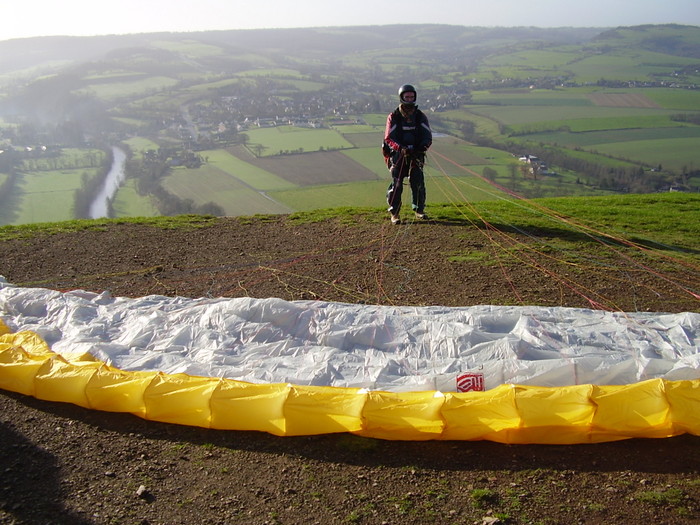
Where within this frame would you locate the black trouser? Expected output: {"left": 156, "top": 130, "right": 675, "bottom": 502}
{"left": 386, "top": 154, "right": 426, "bottom": 215}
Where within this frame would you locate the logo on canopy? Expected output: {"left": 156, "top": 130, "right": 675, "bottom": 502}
{"left": 456, "top": 372, "right": 485, "bottom": 392}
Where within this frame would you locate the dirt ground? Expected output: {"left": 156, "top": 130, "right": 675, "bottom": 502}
{"left": 1, "top": 213, "right": 699, "bottom": 524}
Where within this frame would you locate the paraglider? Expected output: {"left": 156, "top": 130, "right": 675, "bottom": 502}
{"left": 2, "top": 279, "right": 698, "bottom": 444}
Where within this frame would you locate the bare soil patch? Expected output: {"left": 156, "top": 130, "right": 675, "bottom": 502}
{"left": 1, "top": 214, "right": 699, "bottom": 524}
{"left": 242, "top": 151, "right": 379, "bottom": 186}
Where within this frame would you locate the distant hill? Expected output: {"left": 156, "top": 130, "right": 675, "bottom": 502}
{"left": 592, "top": 24, "right": 700, "bottom": 57}
{"left": 0, "top": 25, "right": 606, "bottom": 78}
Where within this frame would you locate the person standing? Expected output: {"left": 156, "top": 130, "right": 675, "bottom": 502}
{"left": 383, "top": 84, "right": 432, "bottom": 224}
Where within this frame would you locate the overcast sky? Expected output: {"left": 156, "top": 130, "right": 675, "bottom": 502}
{"left": 2, "top": 0, "right": 699, "bottom": 41}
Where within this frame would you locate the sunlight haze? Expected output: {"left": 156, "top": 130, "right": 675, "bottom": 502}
{"left": 2, "top": 0, "right": 699, "bottom": 41}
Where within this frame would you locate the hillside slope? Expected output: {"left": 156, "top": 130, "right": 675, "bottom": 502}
{"left": 0, "top": 212, "right": 697, "bottom": 312}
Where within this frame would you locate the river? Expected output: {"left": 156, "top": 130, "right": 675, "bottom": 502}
{"left": 89, "top": 146, "right": 126, "bottom": 219}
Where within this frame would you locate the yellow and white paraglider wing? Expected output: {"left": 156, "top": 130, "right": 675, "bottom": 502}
{"left": 2, "top": 284, "right": 699, "bottom": 444}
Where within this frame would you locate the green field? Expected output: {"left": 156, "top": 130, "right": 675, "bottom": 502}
{"left": 151, "top": 39, "right": 225, "bottom": 57}
{"left": 642, "top": 88, "right": 700, "bottom": 110}
{"left": 0, "top": 148, "right": 106, "bottom": 226}
{"left": 244, "top": 126, "right": 354, "bottom": 156}
{"left": 341, "top": 132, "right": 383, "bottom": 149}
{"left": 6, "top": 170, "right": 88, "bottom": 224}
{"left": 162, "top": 165, "right": 292, "bottom": 216}
{"left": 202, "top": 149, "right": 296, "bottom": 191}
{"left": 112, "top": 179, "right": 159, "bottom": 218}
{"left": 79, "top": 76, "right": 180, "bottom": 101}
{"left": 341, "top": 147, "right": 388, "bottom": 178}
{"left": 593, "top": 137, "right": 700, "bottom": 172}
{"left": 470, "top": 105, "right": 679, "bottom": 127}
{"left": 268, "top": 164, "right": 513, "bottom": 212}
{"left": 526, "top": 127, "right": 700, "bottom": 148}
{"left": 122, "top": 137, "right": 161, "bottom": 156}
{"left": 563, "top": 52, "right": 695, "bottom": 82}
{"left": 481, "top": 49, "right": 580, "bottom": 71}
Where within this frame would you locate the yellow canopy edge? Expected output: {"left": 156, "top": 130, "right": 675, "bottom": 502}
{"left": 1, "top": 321, "right": 698, "bottom": 444}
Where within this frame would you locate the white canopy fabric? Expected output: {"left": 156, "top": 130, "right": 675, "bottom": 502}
{"left": 1, "top": 279, "right": 698, "bottom": 392}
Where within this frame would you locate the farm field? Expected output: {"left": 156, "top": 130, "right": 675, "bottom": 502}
{"left": 525, "top": 127, "right": 700, "bottom": 148}
{"left": 243, "top": 126, "right": 354, "bottom": 156}
{"left": 476, "top": 45, "right": 700, "bottom": 84}
{"left": 450, "top": 87, "right": 700, "bottom": 186}
{"left": 593, "top": 137, "right": 700, "bottom": 172}
{"left": 468, "top": 104, "right": 681, "bottom": 129}
{"left": 236, "top": 149, "right": 379, "bottom": 187}
{"left": 340, "top": 147, "right": 388, "bottom": 178}
{"left": 111, "top": 179, "right": 159, "bottom": 218}
{"left": 122, "top": 137, "right": 161, "bottom": 157}
{"left": 161, "top": 164, "right": 292, "bottom": 216}
{"left": 0, "top": 148, "right": 106, "bottom": 226}
{"left": 157, "top": 132, "right": 527, "bottom": 216}
{"left": 229, "top": 133, "right": 530, "bottom": 212}
{"left": 3, "top": 170, "right": 88, "bottom": 224}
{"left": 6, "top": 87, "right": 694, "bottom": 225}
{"left": 78, "top": 76, "right": 180, "bottom": 100}
{"left": 203, "top": 149, "right": 296, "bottom": 191}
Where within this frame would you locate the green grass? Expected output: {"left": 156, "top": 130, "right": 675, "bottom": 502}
{"left": 270, "top": 180, "right": 391, "bottom": 211}
{"left": 0, "top": 147, "right": 109, "bottom": 225}
{"left": 634, "top": 487, "right": 686, "bottom": 507}
{"left": 122, "top": 137, "right": 161, "bottom": 156}
{"left": 481, "top": 49, "right": 580, "bottom": 70}
{"left": 236, "top": 68, "right": 307, "bottom": 78}
{"left": 470, "top": 89, "right": 594, "bottom": 107}
{"left": 341, "top": 147, "right": 388, "bottom": 178}
{"left": 201, "top": 149, "right": 296, "bottom": 191}
{"left": 339, "top": 131, "right": 383, "bottom": 148}
{"left": 79, "top": 76, "right": 180, "bottom": 101}
{"left": 592, "top": 137, "right": 700, "bottom": 172}
{"left": 244, "top": 126, "right": 354, "bottom": 156}
{"left": 0, "top": 214, "right": 217, "bottom": 242}
{"left": 162, "top": 165, "right": 292, "bottom": 216}
{"left": 474, "top": 105, "right": 678, "bottom": 128}
{"left": 362, "top": 114, "right": 388, "bottom": 127}
{"left": 515, "top": 114, "right": 684, "bottom": 134}
{"left": 541, "top": 147, "right": 638, "bottom": 169}
{"left": 563, "top": 50, "right": 698, "bottom": 82}
{"left": 527, "top": 193, "right": 700, "bottom": 249}
{"left": 7, "top": 170, "right": 91, "bottom": 225}
{"left": 643, "top": 88, "right": 700, "bottom": 110}
{"left": 2, "top": 193, "right": 698, "bottom": 262}
{"left": 111, "top": 178, "right": 159, "bottom": 218}
{"left": 151, "top": 39, "right": 225, "bottom": 57}
{"left": 186, "top": 78, "right": 244, "bottom": 92}
{"left": 525, "top": 127, "right": 700, "bottom": 148}
{"left": 111, "top": 116, "right": 150, "bottom": 128}
{"left": 470, "top": 488, "right": 498, "bottom": 508}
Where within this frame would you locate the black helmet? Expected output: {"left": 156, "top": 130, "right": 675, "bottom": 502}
{"left": 398, "top": 84, "right": 417, "bottom": 105}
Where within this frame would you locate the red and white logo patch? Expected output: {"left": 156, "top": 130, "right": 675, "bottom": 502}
{"left": 456, "top": 372, "right": 485, "bottom": 392}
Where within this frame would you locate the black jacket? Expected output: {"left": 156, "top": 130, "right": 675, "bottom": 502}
{"left": 383, "top": 106, "right": 432, "bottom": 157}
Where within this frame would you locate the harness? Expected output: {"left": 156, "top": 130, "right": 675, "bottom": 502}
{"left": 382, "top": 108, "right": 427, "bottom": 166}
